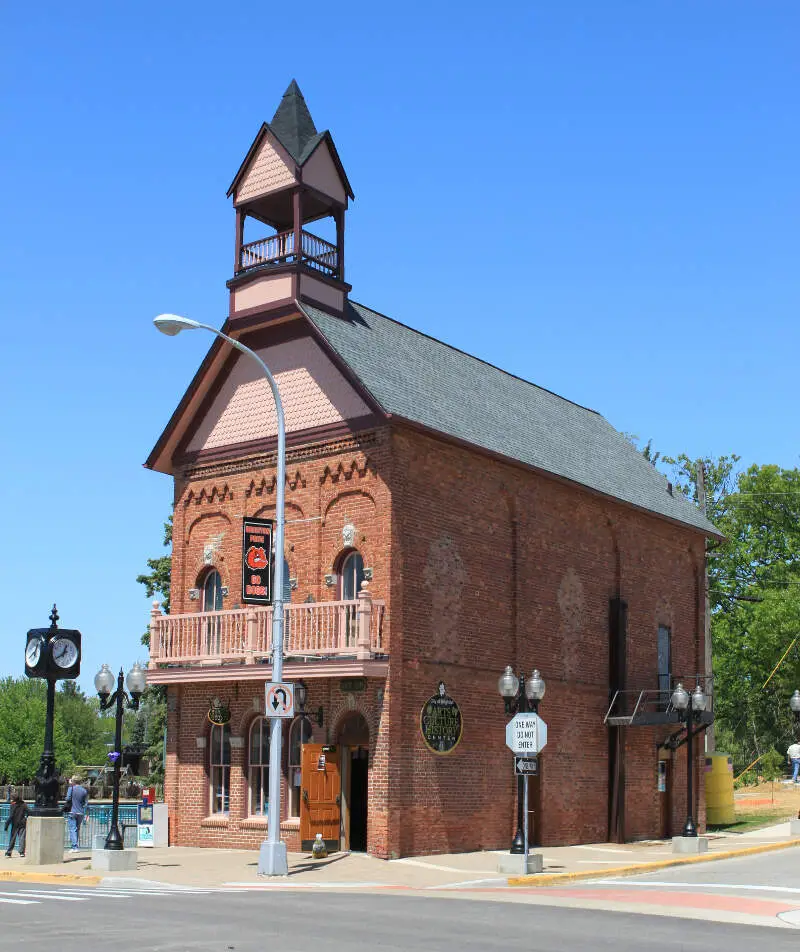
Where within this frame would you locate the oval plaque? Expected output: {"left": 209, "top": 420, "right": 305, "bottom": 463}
{"left": 420, "top": 681, "right": 463, "bottom": 755}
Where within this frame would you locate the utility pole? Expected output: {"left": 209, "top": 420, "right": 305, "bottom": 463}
{"left": 697, "top": 461, "right": 714, "bottom": 752}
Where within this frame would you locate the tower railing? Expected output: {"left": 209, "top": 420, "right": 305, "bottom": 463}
{"left": 239, "top": 229, "right": 338, "bottom": 277}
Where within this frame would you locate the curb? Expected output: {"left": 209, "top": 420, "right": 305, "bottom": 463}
{"left": 508, "top": 837, "right": 800, "bottom": 887}
{"left": 0, "top": 870, "right": 101, "bottom": 886}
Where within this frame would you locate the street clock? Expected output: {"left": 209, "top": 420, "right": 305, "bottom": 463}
{"left": 25, "top": 626, "right": 81, "bottom": 680}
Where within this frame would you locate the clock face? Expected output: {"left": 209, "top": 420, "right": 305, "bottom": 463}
{"left": 26, "top": 636, "right": 43, "bottom": 667}
{"left": 51, "top": 637, "right": 79, "bottom": 668}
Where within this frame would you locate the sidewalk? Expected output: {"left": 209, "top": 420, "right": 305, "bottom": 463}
{"left": 2, "top": 823, "right": 799, "bottom": 890}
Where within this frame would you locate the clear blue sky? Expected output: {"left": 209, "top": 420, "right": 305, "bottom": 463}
{"left": 1, "top": 2, "right": 797, "bottom": 688}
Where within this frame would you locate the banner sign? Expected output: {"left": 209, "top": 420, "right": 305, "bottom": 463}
{"left": 420, "top": 681, "right": 463, "bottom": 755}
{"left": 242, "top": 517, "right": 273, "bottom": 605}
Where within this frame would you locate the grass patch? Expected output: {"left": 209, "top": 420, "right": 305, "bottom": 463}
{"left": 708, "top": 810, "right": 791, "bottom": 834}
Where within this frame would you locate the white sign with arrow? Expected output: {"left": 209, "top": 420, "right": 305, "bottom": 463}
{"left": 266, "top": 681, "right": 295, "bottom": 718}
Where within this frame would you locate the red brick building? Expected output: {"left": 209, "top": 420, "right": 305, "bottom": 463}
{"left": 145, "top": 82, "right": 716, "bottom": 858}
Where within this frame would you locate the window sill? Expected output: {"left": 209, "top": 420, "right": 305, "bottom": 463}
{"left": 200, "top": 815, "right": 230, "bottom": 828}
{"left": 240, "top": 817, "right": 269, "bottom": 830}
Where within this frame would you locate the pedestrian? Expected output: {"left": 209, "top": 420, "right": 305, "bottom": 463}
{"left": 4, "top": 793, "right": 27, "bottom": 857}
{"left": 63, "top": 775, "right": 89, "bottom": 852}
{"left": 787, "top": 741, "right": 800, "bottom": 783}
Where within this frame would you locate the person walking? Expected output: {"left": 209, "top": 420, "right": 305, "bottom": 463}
{"left": 4, "top": 793, "right": 28, "bottom": 857}
{"left": 788, "top": 741, "right": 800, "bottom": 783}
{"left": 63, "top": 776, "right": 89, "bottom": 852}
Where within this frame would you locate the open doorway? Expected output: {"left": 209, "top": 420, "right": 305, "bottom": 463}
{"left": 337, "top": 712, "right": 369, "bottom": 852}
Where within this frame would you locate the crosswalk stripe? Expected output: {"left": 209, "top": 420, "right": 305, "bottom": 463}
{"left": 0, "top": 896, "right": 38, "bottom": 904}
{"left": 12, "top": 891, "right": 88, "bottom": 901}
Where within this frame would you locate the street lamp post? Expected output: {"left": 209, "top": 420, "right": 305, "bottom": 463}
{"left": 94, "top": 663, "right": 146, "bottom": 849}
{"left": 497, "top": 666, "right": 545, "bottom": 854}
{"left": 154, "top": 314, "right": 289, "bottom": 876}
{"left": 671, "top": 682, "right": 707, "bottom": 837}
{"left": 790, "top": 690, "right": 800, "bottom": 730}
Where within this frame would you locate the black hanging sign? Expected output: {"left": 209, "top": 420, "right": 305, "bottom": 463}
{"left": 420, "top": 681, "right": 463, "bottom": 755}
{"left": 242, "top": 517, "right": 273, "bottom": 605}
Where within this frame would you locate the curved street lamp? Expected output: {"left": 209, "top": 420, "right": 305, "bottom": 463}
{"left": 154, "top": 314, "right": 289, "bottom": 876}
{"left": 671, "top": 682, "right": 707, "bottom": 837}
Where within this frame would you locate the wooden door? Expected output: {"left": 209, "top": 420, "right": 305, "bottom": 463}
{"left": 300, "top": 744, "right": 341, "bottom": 852}
{"left": 658, "top": 758, "right": 672, "bottom": 838}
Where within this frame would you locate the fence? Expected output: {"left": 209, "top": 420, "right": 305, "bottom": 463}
{"left": 0, "top": 802, "right": 139, "bottom": 849}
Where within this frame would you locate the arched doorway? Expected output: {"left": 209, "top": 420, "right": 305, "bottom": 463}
{"left": 337, "top": 712, "right": 369, "bottom": 852}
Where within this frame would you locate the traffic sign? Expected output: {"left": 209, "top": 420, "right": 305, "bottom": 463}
{"left": 505, "top": 712, "right": 547, "bottom": 754}
{"left": 266, "top": 681, "right": 295, "bottom": 718}
{"left": 514, "top": 756, "right": 539, "bottom": 776}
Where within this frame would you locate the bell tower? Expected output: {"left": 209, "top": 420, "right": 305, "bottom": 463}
{"left": 226, "top": 81, "right": 354, "bottom": 320}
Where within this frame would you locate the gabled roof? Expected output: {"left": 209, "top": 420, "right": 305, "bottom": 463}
{"left": 226, "top": 81, "right": 354, "bottom": 201}
{"left": 299, "top": 300, "right": 719, "bottom": 537}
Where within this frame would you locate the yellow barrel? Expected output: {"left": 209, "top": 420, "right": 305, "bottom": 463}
{"left": 705, "top": 752, "right": 735, "bottom": 825}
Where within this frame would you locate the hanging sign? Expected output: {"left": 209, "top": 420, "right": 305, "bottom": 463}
{"left": 242, "top": 517, "right": 273, "bottom": 605}
{"left": 420, "top": 681, "right": 463, "bottom": 755}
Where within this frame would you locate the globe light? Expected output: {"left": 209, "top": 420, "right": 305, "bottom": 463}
{"left": 94, "top": 664, "right": 115, "bottom": 698}
{"left": 126, "top": 663, "right": 147, "bottom": 698}
{"left": 671, "top": 683, "right": 689, "bottom": 711}
{"left": 498, "top": 665, "right": 520, "bottom": 699}
{"left": 525, "top": 670, "right": 546, "bottom": 702}
{"left": 692, "top": 684, "right": 707, "bottom": 712}
{"left": 790, "top": 690, "right": 800, "bottom": 714}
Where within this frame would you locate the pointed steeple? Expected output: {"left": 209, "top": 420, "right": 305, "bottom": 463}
{"left": 269, "top": 80, "right": 319, "bottom": 162}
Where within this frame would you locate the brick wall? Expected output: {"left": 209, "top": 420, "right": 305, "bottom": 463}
{"left": 162, "top": 421, "right": 706, "bottom": 856}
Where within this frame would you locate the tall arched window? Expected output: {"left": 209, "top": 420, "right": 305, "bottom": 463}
{"left": 249, "top": 717, "right": 271, "bottom": 816}
{"left": 287, "top": 716, "right": 313, "bottom": 818}
{"left": 203, "top": 570, "right": 223, "bottom": 612}
{"left": 340, "top": 551, "right": 364, "bottom": 601}
{"left": 202, "top": 570, "right": 223, "bottom": 655}
{"left": 209, "top": 724, "right": 230, "bottom": 814}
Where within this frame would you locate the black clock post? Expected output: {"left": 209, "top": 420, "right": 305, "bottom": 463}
{"left": 24, "top": 605, "right": 82, "bottom": 863}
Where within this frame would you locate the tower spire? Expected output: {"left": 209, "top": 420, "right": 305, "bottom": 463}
{"left": 269, "top": 80, "right": 318, "bottom": 162}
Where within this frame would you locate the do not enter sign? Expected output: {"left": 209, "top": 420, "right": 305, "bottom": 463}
{"left": 505, "top": 712, "right": 547, "bottom": 754}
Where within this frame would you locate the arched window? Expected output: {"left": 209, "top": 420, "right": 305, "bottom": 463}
{"left": 287, "top": 716, "right": 313, "bottom": 818}
{"left": 203, "top": 570, "right": 223, "bottom": 612}
{"left": 202, "top": 570, "right": 223, "bottom": 656}
{"left": 209, "top": 724, "right": 230, "bottom": 814}
{"left": 249, "top": 717, "right": 271, "bottom": 816}
{"left": 340, "top": 551, "right": 364, "bottom": 601}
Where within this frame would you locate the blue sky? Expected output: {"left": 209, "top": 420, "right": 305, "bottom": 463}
{"left": 1, "top": 1, "right": 797, "bottom": 689}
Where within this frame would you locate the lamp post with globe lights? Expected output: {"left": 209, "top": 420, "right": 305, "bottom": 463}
{"left": 671, "top": 682, "right": 707, "bottom": 837}
{"left": 94, "top": 663, "right": 146, "bottom": 850}
{"left": 497, "top": 666, "right": 546, "bottom": 854}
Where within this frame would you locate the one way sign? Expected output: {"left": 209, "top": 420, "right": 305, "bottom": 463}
{"left": 514, "top": 756, "right": 539, "bottom": 776}
{"left": 266, "top": 681, "right": 295, "bottom": 718}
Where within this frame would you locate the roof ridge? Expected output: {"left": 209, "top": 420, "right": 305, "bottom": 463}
{"left": 347, "top": 298, "right": 601, "bottom": 418}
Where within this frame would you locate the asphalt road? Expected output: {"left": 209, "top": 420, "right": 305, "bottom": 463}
{"left": 0, "top": 882, "right": 799, "bottom": 952}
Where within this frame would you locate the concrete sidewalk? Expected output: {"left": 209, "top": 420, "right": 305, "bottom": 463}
{"left": 2, "top": 822, "right": 799, "bottom": 890}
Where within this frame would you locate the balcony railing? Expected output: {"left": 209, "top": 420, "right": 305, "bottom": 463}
{"left": 148, "top": 593, "right": 385, "bottom": 668}
{"left": 239, "top": 229, "right": 338, "bottom": 277}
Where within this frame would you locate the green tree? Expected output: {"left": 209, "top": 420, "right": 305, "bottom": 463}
{"left": 136, "top": 511, "right": 172, "bottom": 780}
{"left": 58, "top": 681, "right": 113, "bottom": 767}
{"left": 0, "top": 678, "right": 72, "bottom": 781}
{"left": 137, "top": 512, "right": 172, "bottom": 647}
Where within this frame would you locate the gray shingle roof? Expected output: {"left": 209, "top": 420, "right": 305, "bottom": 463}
{"left": 269, "top": 80, "right": 318, "bottom": 163}
{"left": 300, "top": 300, "right": 717, "bottom": 536}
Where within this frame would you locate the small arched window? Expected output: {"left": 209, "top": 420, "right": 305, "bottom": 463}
{"left": 340, "top": 551, "right": 364, "bottom": 601}
{"left": 249, "top": 717, "right": 271, "bottom": 816}
{"left": 203, "top": 570, "right": 223, "bottom": 612}
{"left": 209, "top": 723, "right": 230, "bottom": 814}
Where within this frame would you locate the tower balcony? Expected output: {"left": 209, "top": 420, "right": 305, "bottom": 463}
{"left": 146, "top": 595, "right": 387, "bottom": 685}
{"left": 238, "top": 229, "right": 339, "bottom": 279}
